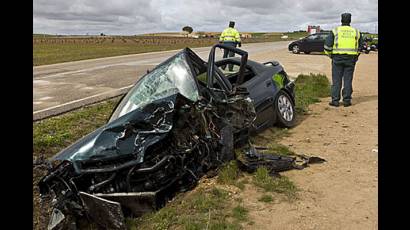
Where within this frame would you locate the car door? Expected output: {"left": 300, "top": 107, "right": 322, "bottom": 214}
{"left": 206, "top": 44, "right": 275, "bottom": 131}
{"left": 310, "top": 34, "right": 323, "bottom": 52}
{"left": 299, "top": 36, "right": 310, "bottom": 51}
{"left": 314, "top": 33, "right": 328, "bottom": 52}
{"left": 301, "top": 34, "right": 318, "bottom": 52}
{"left": 240, "top": 69, "right": 276, "bottom": 131}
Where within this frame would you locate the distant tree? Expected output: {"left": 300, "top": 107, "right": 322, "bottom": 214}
{"left": 182, "top": 26, "right": 193, "bottom": 36}
{"left": 100, "top": 33, "right": 105, "bottom": 36}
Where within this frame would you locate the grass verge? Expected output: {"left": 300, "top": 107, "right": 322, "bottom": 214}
{"left": 253, "top": 167, "right": 298, "bottom": 200}
{"left": 131, "top": 187, "right": 243, "bottom": 230}
{"left": 232, "top": 205, "right": 249, "bottom": 222}
{"left": 33, "top": 97, "right": 120, "bottom": 159}
{"left": 258, "top": 194, "right": 274, "bottom": 203}
{"left": 294, "top": 73, "right": 330, "bottom": 114}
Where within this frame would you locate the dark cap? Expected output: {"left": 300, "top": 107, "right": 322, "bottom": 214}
{"left": 341, "top": 13, "right": 351, "bottom": 24}
{"left": 229, "top": 21, "right": 235, "bottom": 28}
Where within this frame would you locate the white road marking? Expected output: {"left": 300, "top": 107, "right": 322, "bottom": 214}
{"left": 33, "top": 84, "right": 134, "bottom": 115}
{"left": 33, "top": 80, "right": 50, "bottom": 85}
{"left": 34, "top": 59, "right": 168, "bottom": 80}
{"left": 81, "top": 87, "right": 95, "bottom": 90}
{"left": 38, "top": 96, "right": 54, "bottom": 100}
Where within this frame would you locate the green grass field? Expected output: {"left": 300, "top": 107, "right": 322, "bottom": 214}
{"left": 32, "top": 73, "right": 330, "bottom": 230}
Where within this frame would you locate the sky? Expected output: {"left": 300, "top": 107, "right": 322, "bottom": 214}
{"left": 33, "top": 0, "right": 378, "bottom": 35}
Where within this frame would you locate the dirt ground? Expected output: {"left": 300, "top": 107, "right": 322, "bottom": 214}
{"left": 242, "top": 50, "right": 378, "bottom": 229}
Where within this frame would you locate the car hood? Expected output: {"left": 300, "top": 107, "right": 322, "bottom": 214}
{"left": 52, "top": 94, "right": 178, "bottom": 166}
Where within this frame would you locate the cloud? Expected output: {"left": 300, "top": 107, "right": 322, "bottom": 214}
{"left": 33, "top": 0, "right": 378, "bottom": 35}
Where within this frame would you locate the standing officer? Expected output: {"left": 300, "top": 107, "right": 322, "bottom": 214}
{"left": 219, "top": 21, "right": 241, "bottom": 71}
{"left": 324, "top": 13, "right": 363, "bottom": 107}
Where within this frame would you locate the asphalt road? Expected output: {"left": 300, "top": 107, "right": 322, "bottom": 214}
{"left": 33, "top": 41, "right": 292, "bottom": 120}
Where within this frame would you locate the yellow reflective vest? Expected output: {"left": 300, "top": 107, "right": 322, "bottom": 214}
{"left": 219, "top": 27, "right": 241, "bottom": 43}
{"left": 331, "top": 26, "right": 360, "bottom": 55}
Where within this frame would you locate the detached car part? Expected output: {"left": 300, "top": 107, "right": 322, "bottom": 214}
{"left": 237, "top": 145, "right": 326, "bottom": 174}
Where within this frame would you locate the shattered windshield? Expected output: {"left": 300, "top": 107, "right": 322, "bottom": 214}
{"left": 110, "top": 52, "right": 199, "bottom": 122}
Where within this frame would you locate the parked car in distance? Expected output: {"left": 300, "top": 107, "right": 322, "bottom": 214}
{"left": 288, "top": 32, "right": 330, "bottom": 54}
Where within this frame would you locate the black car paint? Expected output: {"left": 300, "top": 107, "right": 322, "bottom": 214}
{"left": 213, "top": 57, "right": 294, "bottom": 130}
{"left": 288, "top": 32, "right": 330, "bottom": 53}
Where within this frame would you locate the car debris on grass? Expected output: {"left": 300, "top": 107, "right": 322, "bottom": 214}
{"left": 35, "top": 45, "right": 325, "bottom": 229}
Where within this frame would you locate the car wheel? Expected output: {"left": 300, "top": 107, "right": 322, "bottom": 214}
{"left": 275, "top": 91, "right": 296, "bottom": 127}
{"left": 292, "top": 45, "right": 300, "bottom": 54}
{"left": 304, "top": 51, "right": 310, "bottom": 54}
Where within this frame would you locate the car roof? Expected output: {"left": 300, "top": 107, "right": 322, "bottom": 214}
{"left": 311, "top": 32, "right": 330, "bottom": 35}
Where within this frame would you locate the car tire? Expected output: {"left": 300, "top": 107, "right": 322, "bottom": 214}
{"left": 274, "top": 90, "right": 296, "bottom": 128}
{"left": 304, "top": 51, "right": 310, "bottom": 54}
{"left": 292, "top": 45, "right": 300, "bottom": 54}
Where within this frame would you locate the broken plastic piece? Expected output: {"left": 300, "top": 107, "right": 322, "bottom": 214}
{"left": 48, "top": 208, "right": 65, "bottom": 230}
{"left": 79, "top": 192, "right": 126, "bottom": 230}
{"left": 237, "top": 146, "right": 325, "bottom": 174}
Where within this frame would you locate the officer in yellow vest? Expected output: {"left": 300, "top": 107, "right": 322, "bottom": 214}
{"left": 324, "top": 13, "right": 363, "bottom": 107}
{"left": 219, "top": 21, "right": 241, "bottom": 71}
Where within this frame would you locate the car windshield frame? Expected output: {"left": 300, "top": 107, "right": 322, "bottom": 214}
{"left": 109, "top": 52, "right": 200, "bottom": 122}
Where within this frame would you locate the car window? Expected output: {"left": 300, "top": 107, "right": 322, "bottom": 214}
{"left": 218, "top": 64, "right": 241, "bottom": 77}
{"left": 319, "top": 34, "right": 328, "bottom": 40}
{"left": 307, "top": 34, "right": 318, "bottom": 40}
{"left": 217, "top": 63, "right": 255, "bottom": 85}
{"left": 110, "top": 53, "right": 199, "bottom": 121}
{"left": 197, "top": 72, "right": 207, "bottom": 84}
{"left": 196, "top": 71, "right": 225, "bottom": 90}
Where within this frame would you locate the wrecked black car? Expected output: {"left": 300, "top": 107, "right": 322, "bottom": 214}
{"left": 38, "top": 44, "right": 297, "bottom": 229}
